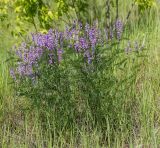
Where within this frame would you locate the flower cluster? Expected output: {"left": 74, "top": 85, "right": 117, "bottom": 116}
{"left": 10, "top": 20, "right": 125, "bottom": 81}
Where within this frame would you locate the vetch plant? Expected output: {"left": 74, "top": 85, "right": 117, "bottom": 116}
{"left": 10, "top": 20, "right": 145, "bottom": 134}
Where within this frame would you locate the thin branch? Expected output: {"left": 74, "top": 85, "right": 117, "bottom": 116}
{"left": 116, "top": 0, "right": 119, "bottom": 19}
{"left": 106, "top": 0, "right": 110, "bottom": 29}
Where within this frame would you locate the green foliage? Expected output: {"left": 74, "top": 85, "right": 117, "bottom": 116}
{"left": 55, "top": 0, "right": 69, "bottom": 17}
{"left": 14, "top": 0, "right": 57, "bottom": 29}
{"left": 135, "top": 0, "right": 156, "bottom": 12}
{"left": 0, "top": 0, "right": 11, "bottom": 21}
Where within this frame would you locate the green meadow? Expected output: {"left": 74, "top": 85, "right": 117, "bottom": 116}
{"left": 0, "top": 0, "right": 160, "bottom": 147}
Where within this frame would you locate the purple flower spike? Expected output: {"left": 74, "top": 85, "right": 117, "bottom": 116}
{"left": 88, "top": 27, "right": 97, "bottom": 49}
{"left": 115, "top": 19, "right": 123, "bottom": 41}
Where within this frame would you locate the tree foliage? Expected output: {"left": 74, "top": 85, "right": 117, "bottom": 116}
{"left": 14, "top": 0, "right": 58, "bottom": 29}
{"left": 135, "top": 0, "right": 156, "bottom": 12}
{"left": 0, "top": 0, "right": 157, "bottom": 35}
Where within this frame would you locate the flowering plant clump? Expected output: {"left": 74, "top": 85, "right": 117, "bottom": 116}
{"left": 9, "top": 19, "right": 145, "bottom": 130}
{"left": 11, "top": 20, "right": 99, "bottom": 81}
{"left": 10, "top": 20, "right": 125, "bottom": 82}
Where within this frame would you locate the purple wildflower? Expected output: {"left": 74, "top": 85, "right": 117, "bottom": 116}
{"left": 74, "top": 42, "right": 80, "bottom": 52}
{"left": 44, "top": 34, "right": 54, "bottom": 50}
{"left": 10, "top": 69, "right": 16, "bottom": 80}
{"left": 85, "top": 23, "right": 90, "bottom": 33}
{"left": 84, "top": 50, "right": 92, "bottom": 64}
{"left": 49, "top": 53, "right": 53, "bottom": 64}
{"left": 26, "top": 64, "right": 33, "bottom": 76}
{"left": 115, "top": 19, "right": 123, "bottom": 41}
{"left": 79, "top": 37, "right": 88, "bottom": 49}
{"left": 16, "top": 49, "right": 22, "bottom": 59}
{"left": 32, "top": 30, "right": 54, "bottom": 50}
{"left": 17, "top": 64, "right": 26, "bottom": 76}
{"left": 88, "top": 27, "right": 97, "bottom": 49}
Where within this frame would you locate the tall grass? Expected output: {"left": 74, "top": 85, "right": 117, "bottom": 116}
{"left": 0, "top": 0, "right": 160, "bottom": 147}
